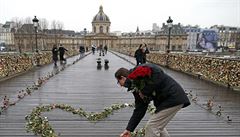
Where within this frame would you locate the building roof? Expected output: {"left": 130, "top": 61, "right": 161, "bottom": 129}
{"left": 17, "top": 24, "right": 35, "bottom": 33}
{"left": 158, "top": 23, "right": 187, "bottom": 35}
{"left": 92, "top": 5, "right": 110, "bottom": 23}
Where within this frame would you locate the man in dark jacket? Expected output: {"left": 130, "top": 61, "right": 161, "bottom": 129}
{"left": 79, "top": 45, "right": 85, "bottom": 57}
{"left": 52, "top": 45, "right": 58, "bottom": 66}
{"left": 142, "top": 43, "right": 150, "bottom": 63}
{"left": 58, "top": 44, "right": 68, "bottom": 62}
{"left": 134, "top": 44, "right": 144, "bottom": 66}
{"left": 115, "top": 63, "right": 190, "bottom": 137}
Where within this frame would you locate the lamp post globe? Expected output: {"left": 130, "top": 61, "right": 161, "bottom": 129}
{"left": 167, "top": 16, "right": 173, "bottom": 27}
{"left": 84, "top": 28, "right": 87, "bottom": 35}
{"left": 32, "top": 16, "right": 39, "bottom": 28}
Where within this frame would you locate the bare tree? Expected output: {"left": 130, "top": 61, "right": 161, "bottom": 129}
{"left": 57, "top": 21, "right": 64, "bottom": 47}
{"left": 11, "top": 17, "right": 23, "bottom": 30}
{"left": 39, "top": 18, "right": 49, "bottom": 30}
{"left": 51, "top": 20, "right": 57, "bottom": 30}
{"left": 51, "top": 20, "right": 64, "bottom": 46}
{"left": 11, "top": 17, "right": 24, "bottom": 52}
{"left": 38, "top": 18, "right": 49, "bottom": 50}
{"left": 51, "top": 20, "right": 64, "bottom": 30}
{"left": 56, "top": 21, "right": 64, "bottom": 30}
{"left": 24, "top": 17, "right": 32, "bottom": 24}
{"left": 51, "top": 20, "right": 58, "bottom": 45}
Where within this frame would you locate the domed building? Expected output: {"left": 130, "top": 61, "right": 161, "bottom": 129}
{"left": 92, "top": 5, "right": 110, "bottom": 34}
{"left": 84, "top": 5, "right": 117, "bottom": 49}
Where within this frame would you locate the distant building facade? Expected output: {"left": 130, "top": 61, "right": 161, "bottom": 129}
{"left": 152, "top": 23, "right": 160, "bottom": 33}
{"left": 183, "top": 26, "right": 201, "bottom": 51}
{"left": 0, "top": 22, "right": 16, "bottom": 50}
{"left": 155, "top": 23, "right": 188, "bottom": 52}
{"left": 211, "top": 25, "right": 240, "bottom": 50}
{"left": 5, "top": 5, "right": 189, "bottom": 53}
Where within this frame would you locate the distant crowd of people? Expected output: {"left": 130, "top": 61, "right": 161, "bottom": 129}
{"left": 51, "top": 43, "right": 110, "bottom": 66}
{"left": 91, "top": 44, "right": 108, "bottom": 56}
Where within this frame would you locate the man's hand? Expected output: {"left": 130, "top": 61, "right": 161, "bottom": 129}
{"left": 120, "top": 130, "right": 131, "bottom": 137}
{"left": 139, "top": 92, "right": 145, "bottom": 99}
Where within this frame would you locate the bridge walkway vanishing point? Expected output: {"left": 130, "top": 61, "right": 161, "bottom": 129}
{"left": 0, "top": 51, "right": 239, "bottom": 137}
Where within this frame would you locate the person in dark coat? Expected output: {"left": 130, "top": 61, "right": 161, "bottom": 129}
{"left": 104, "top": 45, "right": 108, "bottom": 54}
{"left": 79, "top": 45, "right": 85, "bottom": 57}
{"left": 52, "top": 45, "right": 58, "bottom": 66}
{"left": 115, "top": 63, "right": 190, "bottom": 137}
{"left": 99, "top": 44, "right": 104, "bottom": 56}
{"left": 142, "top": 43, "right": 150, "bottom": 63}
{"left": 134, "top": 44, "right": 144, "bottom": 66}
{"left": 91, "top": 45, "right": 96, "bottom": 54}
{"left": 58, "top": 44, "right": 68, "bottom": 62}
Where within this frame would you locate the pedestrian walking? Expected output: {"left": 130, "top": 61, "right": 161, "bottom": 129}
{"left": 52, "top": 45, "right": 58, "bottom": 66}
{"left": 104, "top": 45, "right": 108, "bottom": 54}
{"left": 58, "top": 44, "right": 68, "bottom": 63}
{"left": 79, "top": 45, "right": 85, "bottom": 58}
{"left": 134, "top": 44, "right": 144, "bottom": 66}
{"left": 92, "top": 45, "right": 96, "bottom": 54}
{"left": 142, "top": 43, "right": 150, "bottom": 63}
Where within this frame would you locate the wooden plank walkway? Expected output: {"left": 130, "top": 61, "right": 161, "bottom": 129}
{"left": 0, "top": 51, "right": 240, "bottom": 137}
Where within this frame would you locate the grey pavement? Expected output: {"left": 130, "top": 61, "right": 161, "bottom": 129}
{"left": 0, "top": 51, "right": 240, "bottom": 137}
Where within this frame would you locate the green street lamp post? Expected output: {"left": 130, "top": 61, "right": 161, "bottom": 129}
{"left": 32, "top": 16, "right": 39, "bottom": 53}
{"left": 166, "top": 16, "right": 173, "bottom": 67}
{"left": 167, "top": 16, "right": 173, "bottom": 53}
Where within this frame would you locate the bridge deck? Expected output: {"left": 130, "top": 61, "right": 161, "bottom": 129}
{"left": 0, "top": 51, "right": 239, "bottom": 137}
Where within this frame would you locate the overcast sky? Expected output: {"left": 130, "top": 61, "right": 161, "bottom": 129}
{"left": 0, "top": 0, "right": 239, "bottom": 32}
